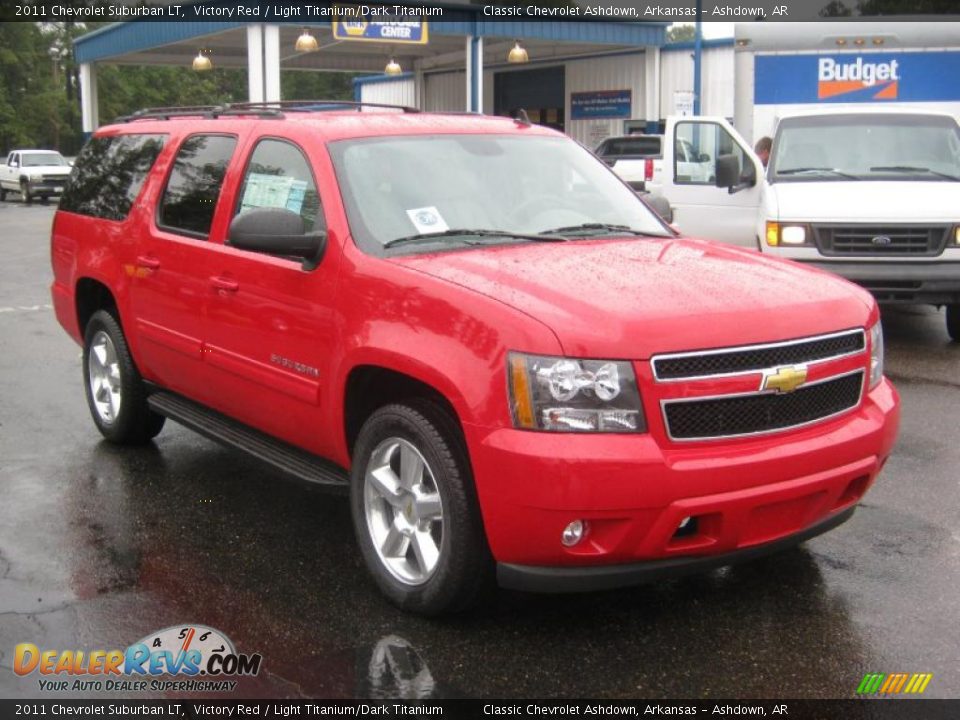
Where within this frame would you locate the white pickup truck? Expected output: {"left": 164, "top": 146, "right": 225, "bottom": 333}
{"left": 653, "top": 109, "right": 960, "bottom": 341}
{"left": 0, "top": 149, "right": 72, "bottom": 204}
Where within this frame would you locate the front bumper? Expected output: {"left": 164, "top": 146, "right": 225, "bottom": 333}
{"left": 804, "top": 260, "right": 960, "bottom": 304}
{"left": 498, "top": 506, "right": 855, "bottom": 593}
{"left": 25, "top": 179, "right": 68, "bottom": 195}
{"left": 467, "top": 379, "right": 898, "bottom": 587}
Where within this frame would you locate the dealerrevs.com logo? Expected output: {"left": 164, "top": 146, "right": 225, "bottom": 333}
{"left": 14, "top": 625, "right": 262, "bottom": 693}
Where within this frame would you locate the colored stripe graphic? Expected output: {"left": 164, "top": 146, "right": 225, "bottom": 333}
{"left": 818, "top": 80, "right": 898, "bottom": 100}
{"left": 857, "top": 673, "right": 932, "bottom": 695}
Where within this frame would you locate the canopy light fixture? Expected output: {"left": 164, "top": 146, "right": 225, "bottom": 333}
{"left": 508, "top": 41, "right": 529, "bottom": 64}
{"left": 192, "top": 49, "right": 212, "bottom": 72}
{"left": 295, "top": 28, "right": 319, "bottom": 52}
{"left": 385, "top": 58, "right": 403, "bottom": 75}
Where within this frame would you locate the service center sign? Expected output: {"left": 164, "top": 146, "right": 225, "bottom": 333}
{"left": 570, "top": 90, "right": 632, "bottom": 120}
{"left": 755, "top": 51, "right": 960, "bottom": 104}
{"left": 333, "top": 20, "right": 428, "bottom": 44}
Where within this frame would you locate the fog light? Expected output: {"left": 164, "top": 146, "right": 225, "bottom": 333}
{"left": 561, "top": 520, "right": 586, "bottom": 547}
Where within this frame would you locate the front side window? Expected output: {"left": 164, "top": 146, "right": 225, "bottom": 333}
{"left": 158, "top": 134, "right": 237, "bottom": 238}
{"left": 234, "top": 138, "right": 323, "bottom": 235}
{"left": 329, "top": 134, "right": 669, "bottom": 256}
{"left": 770, "top": 113, "right": 960, "bottom": 182}
{"left": 60, "top": 134, "right": 166, "bottom": 221}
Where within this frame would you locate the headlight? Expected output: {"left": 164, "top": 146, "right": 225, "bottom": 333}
{"left": 869, "top": 321, "right": 884, "bottom": 389}
{"left": 507, "top": 352, "right": 646, "bottom": 432}
{"left": 953, "top": 225, "right": 960, "bottom": 245}
{"left": 765, "top": 222, "right": 812, "bottom": 246}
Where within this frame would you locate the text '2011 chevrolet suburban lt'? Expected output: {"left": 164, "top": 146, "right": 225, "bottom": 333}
{"left": 51, "top": 102, "right": 900, "bottom": 615}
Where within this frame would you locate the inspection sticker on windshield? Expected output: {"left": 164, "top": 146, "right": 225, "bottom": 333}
{"left": 406, "top": 206, "right": 449, "bottom": 234}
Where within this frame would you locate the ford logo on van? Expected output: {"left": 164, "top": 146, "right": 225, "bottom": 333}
{"left": 872, "top": 235, "right": 893, "bottom": 246}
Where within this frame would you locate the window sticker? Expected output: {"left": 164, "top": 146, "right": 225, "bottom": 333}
{"left": 241, "top": 173, "right": 297, "bottom": 213}
{"left": 285, "top": 180, "right": 308, "bottom": 215}
{"left": 405, "top": 206, "right": 449, "bottom": 234}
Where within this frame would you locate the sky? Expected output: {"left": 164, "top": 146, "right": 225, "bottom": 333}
{"left": 671, "top": 22, "right": 736, "bottom": 39}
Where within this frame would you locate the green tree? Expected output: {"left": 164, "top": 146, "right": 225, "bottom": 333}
{"left": 667, "top": 24, "right": 697, "bottom": 42}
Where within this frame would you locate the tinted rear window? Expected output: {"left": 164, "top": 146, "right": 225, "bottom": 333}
{"left": 60, "top": 134, "right": 166, "bottom": 221}
{"left": 597, "top": 137, "right": 661, "bottom": 157}
{"left": 158, "top": 135, "right": 237, "bottom": 238}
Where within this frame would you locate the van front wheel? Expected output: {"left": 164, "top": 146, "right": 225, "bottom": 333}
{"left": 947, "top": 304, "right": 960, "bottom": 342}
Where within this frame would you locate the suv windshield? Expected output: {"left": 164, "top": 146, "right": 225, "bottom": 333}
{"left": 21, "top": 152, "right": 68, "bottom": 167}
{"left": 770, "top": 113, "right": 960, "bottom": 182}
{"left": 330, "top": 134, "right": 670, "bottom": 254}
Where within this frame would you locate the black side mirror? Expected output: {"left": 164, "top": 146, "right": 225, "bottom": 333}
{"left": 715, "top": 154, "right": 756, "bottom": 194}
{"left": 228, "top": 207, "right": 326, "bottom": 271}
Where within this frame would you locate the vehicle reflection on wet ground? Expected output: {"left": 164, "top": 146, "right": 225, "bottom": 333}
{"left": 2, "top": 204, "right": 958, "bottom": 699}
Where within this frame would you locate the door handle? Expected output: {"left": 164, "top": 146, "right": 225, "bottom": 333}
{"left": 136, "top": 255, "right": 160, "bottom": 270}
{"left": 209, "top": 276, "right": 239, "bottom": 293}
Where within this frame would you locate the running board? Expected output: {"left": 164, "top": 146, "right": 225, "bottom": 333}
{"left": 148, "top": 391, "right": 349, "bottom": 493}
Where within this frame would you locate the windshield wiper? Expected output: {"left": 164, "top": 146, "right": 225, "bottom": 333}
{"left": 383, "top": 228, "right": 567, "bottom": 249}
{"left": 539, "top": 223, "right": 668, "bottom": 237}
{"left": 869, "top": 165, "right": 960, "bottom": 181}
{"left": 777, "top": 167, "right": 861, "bottom": 180}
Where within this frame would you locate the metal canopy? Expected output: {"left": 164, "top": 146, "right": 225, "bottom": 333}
{"left": 74, "top": 16, "right": 668, "bottom": 71}
{"left": 72, "top": 9, "right": 667, "bottom": 133}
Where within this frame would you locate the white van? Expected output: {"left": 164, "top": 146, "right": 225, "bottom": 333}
{"left": 654, "top": 109, "right": 960, "bottom": 340}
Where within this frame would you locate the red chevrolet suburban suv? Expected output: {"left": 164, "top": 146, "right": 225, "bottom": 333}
{"left": 51, "top": 102, "right": 899, "bottom": 614}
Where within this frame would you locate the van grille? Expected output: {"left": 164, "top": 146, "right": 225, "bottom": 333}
{"left": 662, "top": 371, "right": 864, "bottom": 441}
{"left": 652, "top": 329, "right": 865, "bottom": 381}
{"left": 815, "top": 225, "right": 948, "bottom": 256}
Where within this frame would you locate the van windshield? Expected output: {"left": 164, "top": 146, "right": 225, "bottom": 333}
{"left": 329, "top": 134, "right": 670, "bottom": 255}
{"left": 769, "top": 114, "right": 960, "bottom": 182}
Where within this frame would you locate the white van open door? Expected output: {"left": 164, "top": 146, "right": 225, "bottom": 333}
{"left": 658, "top": 116, "right": 764, "bottom": 248}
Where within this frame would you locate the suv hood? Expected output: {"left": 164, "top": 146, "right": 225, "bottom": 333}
{"left": 769, "top": 180, "right": 959, "bottom": 222}
{"left": 393, "top": 237, "right": 873, "bottom": 358}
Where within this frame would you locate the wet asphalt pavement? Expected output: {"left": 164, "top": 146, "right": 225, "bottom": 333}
{"left": 1, "top": 201, "right": 959, "bottom": 701}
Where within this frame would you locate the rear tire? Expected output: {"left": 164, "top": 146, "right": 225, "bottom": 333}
{"left": 0, "top": 187, "right": 7, "bottom": 202}
{"left": 82, "top": 309, "right": 165, "bottom": 444}
{"left": 947, "top": 304, "right": 960, "bottom": 343}
{"left": 350, "top": 401, "right": 492, "bottom": 615}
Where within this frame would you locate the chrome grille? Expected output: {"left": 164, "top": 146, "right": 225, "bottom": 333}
{"left": 652, "top": 329, "right": 865, "bottom": 381}
{"left": 662, "top": 371, "right": 864, "bottom": 441}
{"left": 814, "top": 225, "right": 948, "bottom": 256}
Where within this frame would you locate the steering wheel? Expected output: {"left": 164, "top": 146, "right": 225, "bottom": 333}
{"left": 510, "top": 194, "right": 567, "bottom": 222}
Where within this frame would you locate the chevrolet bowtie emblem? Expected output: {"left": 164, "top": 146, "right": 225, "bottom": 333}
{"left": 761, "top": 365, "right": 809, "bottom": 394}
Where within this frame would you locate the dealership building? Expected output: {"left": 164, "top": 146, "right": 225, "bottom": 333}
{"left": 74, "top": 14, "right": 960, "bottom": 148}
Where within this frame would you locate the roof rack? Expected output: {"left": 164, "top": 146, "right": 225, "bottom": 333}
{"left": 224, "top": 99, "right": 420, "bottom": 114}
{"left": 114, "top": 105, "right": 283, "bottom": 123}
{"left": 114, "top": 100, "right": 419, "bottom": 124}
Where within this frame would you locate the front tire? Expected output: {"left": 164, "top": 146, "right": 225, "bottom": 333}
{"left": 350, "top": 401, "right": 492, "bottom": 615}
{"left": 82, "top": 309, "right": 165, "bottom": 444}
{"left": 947, "top": 304, "right": 960, "bottom": 342}
{"left": 0, "top": 187, "right": 7, "bottom": 202}
{"left": 20, "top": 181, "right": 31, "bottom": 205}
